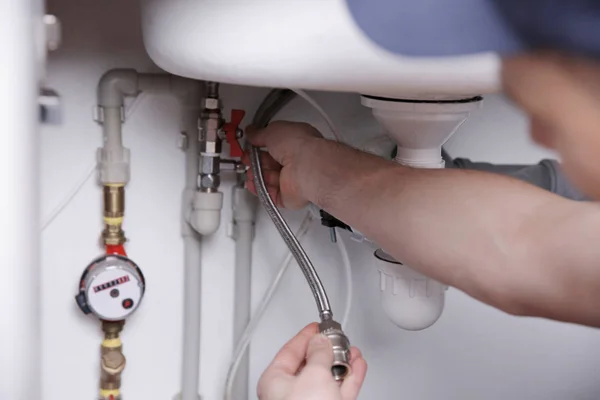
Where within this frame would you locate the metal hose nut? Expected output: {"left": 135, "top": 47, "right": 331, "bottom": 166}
{"left": 318, "top": 319, "right": 351, "bottom": 381}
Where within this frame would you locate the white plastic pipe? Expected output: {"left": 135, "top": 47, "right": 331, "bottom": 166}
{"left": 102, "top": 107, "right": 124, "bottom": 150}
{"left": 190, "top": 191, "right": 224, "bottom": 235}
{"left": 231, "top": 186, "right": 258, "bottom": 400}
{"left": 98, "top": 69, "right": 139, "bottom": 108}
{"left": 232, "top": 221, "right": 253, "bottom": 400}
{"left": 96, "top": 71, "right": 201, "bottom": 185}
{"left": 97, "top": 69, "right": 138, "bottom": 185}
{"left": 0, "top": 0, "right": 41, "bottom": 398}
{"left": 97, "top": 107, "right": 132, "bottom": 184}
{"left": 177, "top": 83, "right": 203, "bottom": 400}
{"left": 181, "top": 236, "right": 202, "bottom": 400}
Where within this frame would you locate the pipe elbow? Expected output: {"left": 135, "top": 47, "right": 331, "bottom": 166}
{"left": 98, "top": 69, "right": 140, "bottom": 107}
{"left": 190, "top": 210, "right": 221, "bottom": 236}
{"left": 189, "top": 191, "right": 224, "bottom": 235}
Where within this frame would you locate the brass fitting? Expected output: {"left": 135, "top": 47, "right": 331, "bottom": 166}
{"left": 102, "top": 185, "right": 126, "bottom": 245}
{"left": 102, "top": 224, "right": 126, "bottom": 246}
{"left": 100, "top": 320, "right": 126, "bottom": 400}
{"left": 318, "top": 319, "right": 351, "bottom": 381}
{"left": 103, "top": 185, "right": 124, "bottom": 219}
{"left": 102, "top": 319, "right": 125, "bottom": 338}
{"left": 102, "top": 350, "right": 126, "bottom": 375}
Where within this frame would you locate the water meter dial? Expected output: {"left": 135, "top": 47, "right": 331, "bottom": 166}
{"left": 75, "top": 254, "right": 145, "bottom": 321}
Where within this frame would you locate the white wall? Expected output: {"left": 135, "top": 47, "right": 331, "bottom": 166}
{"left": 41, "top": 1, "right": 600, "bottom": 400}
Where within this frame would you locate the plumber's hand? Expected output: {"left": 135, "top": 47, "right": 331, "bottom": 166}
{"left": 258, "top": 323, "right": 367, "bottom": 400}
{"left": 503, "top": 53, "right": 600, "bottom": 199}
{"left": 243, "top": 122, "right": 323, "bottom": 209}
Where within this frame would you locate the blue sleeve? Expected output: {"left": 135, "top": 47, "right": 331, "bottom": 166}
{"left": 345, "top": 0, "right": 600, "bottom": 58}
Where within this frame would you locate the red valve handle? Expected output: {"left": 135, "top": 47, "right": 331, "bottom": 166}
{"left": 223, "top": 109, "right": 246, "bottom": 158}
{"left": 106, "top": 244, "right": 127, "bottom": 257}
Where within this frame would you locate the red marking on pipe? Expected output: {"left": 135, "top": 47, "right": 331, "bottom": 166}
{"left": 106, "top": 244, "right": 127, "bottom": 256}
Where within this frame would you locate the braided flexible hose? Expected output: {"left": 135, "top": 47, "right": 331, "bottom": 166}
{"left": 249, "top": 145, "right": 332, "bottom": 321}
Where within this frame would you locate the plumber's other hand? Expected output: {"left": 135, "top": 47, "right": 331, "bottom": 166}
{"left": 242, "top": 121, "right": 323, "bottom": 210}
{"left": 257, "top": 323, "right": 367, "bottom": 400}
{"left": 503, "top": 53, "right": 600, "bottom": 199}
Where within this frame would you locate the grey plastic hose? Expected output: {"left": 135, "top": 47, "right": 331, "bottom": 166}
{"left": 252, "top": 89, "right": 296, "bottom": 127}
{"left": 443, "top": 149, "right": 588, "bottom": 201}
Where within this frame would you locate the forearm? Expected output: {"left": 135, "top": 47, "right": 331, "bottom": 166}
{"left": 299, "top": 138, "right": 600, "bottom": 326}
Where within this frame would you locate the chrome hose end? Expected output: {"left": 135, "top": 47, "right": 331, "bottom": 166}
{"left": 318, "top": 319, "right": 351, "bottom": 381}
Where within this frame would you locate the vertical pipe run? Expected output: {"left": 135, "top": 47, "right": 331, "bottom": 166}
{"left": 198, "top": 81, "right": 223, "bottom": 194}
{"left": 102, "top": 108, "right": 124, "bottom": 150}
{"left": 0, "top": 0, "right": 40, "bottom": 398}
{"left": 96, "top": 71, "right": 207, "bottom": 398}
{"left": 206, "top": 82, "right": 220, "bottom": 99}
{"left": 232, "top": 219, "right": 254, "bottom": 400}
{"left": 181, "top": 237, "right": 202, "bottom": 400}
{"left": 96, "top": 71, "right": 206, "bottom": 399}
{"left": 100, "top": 320, "right": 126, "bottom": 400}
{"left": 179, "top": 87, "right": 203, "bottom": 400}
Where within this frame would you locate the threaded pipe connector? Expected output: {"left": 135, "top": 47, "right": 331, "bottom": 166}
{"left": 102, "top": 185, "right": 126, "bottom": 245}
{"left": 100, "top": 321, "right": 126, "bottom": 394}
{"left": 102, "top": 224, "right": 126, "bottom": 246}
{"left": 103, "top": 185, "right": 125, "bottom": 218}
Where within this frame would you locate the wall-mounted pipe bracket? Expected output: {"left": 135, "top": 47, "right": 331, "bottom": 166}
{"left": 94, "top": 105, "right": 126, "bottom": 124}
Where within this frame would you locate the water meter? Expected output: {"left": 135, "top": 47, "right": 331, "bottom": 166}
{"left": 75, "top": 254, "right": 146, "bottom": 321}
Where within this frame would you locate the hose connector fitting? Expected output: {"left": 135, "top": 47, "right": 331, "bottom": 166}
{"left": 318, "top": 319, "right": 351, "bottom": 382}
